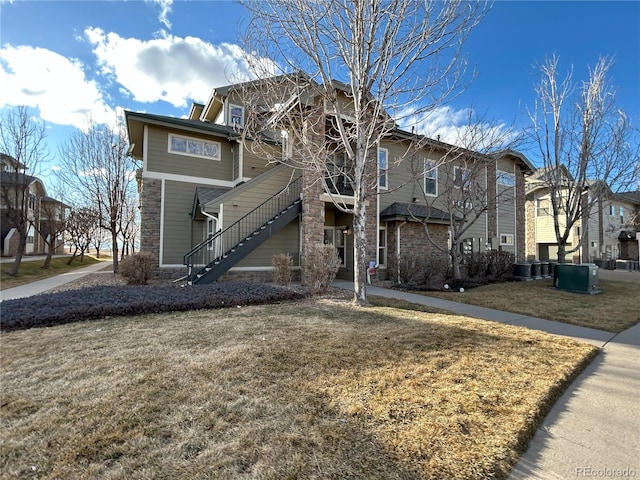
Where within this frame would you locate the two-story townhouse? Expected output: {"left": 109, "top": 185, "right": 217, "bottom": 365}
{"left": 525, "top": 167, "right": 640, "bottom": 263}
{"left": 587, "top": 191, "right": 640, "bottom": 262}
{"left": 126, "top": 75, "right": 534, "bottom": 284}
{"left": 1, "top": 153, "right": 69, "bottom": 257}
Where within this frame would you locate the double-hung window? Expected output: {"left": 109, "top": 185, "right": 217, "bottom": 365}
{"left": 229, "top": 104, "right": 244, "bottom": 127}
{"left": 378, "top": 227, "right": 387, "bottom": 267}
{"left": 424, "top": 159, "right": 437, "bottom": 196}
{"left": 378, "top": 148, "right": 388, "bottom": 190}
{"left": 453, "top": 166, "right": 470, "bottom": 190}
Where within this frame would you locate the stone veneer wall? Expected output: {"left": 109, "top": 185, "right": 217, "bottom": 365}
{"left": 300, "top": 169, "right": 325, "bottom": 286}
{"left": 515, "top": 170, "right": 527, "bottom": 261}
{"left": 486, "top": 162, "right": 497, "bottom": 241}
{"left": 139, "top": 177, "right": 162, "bottom": 275}
{"left": 525, "top": 197, "right": 536, "bottom": 260}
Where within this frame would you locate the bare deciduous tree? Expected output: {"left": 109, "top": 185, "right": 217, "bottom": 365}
{"left": 0, "top": 106, "right": 49, "bottom": 276}
{"left": 527, "top": 55, "right": 639, "bottom": 263}
{"left": 405, "top": 112, "right": 521, "bottom": 279}
{"left": 65, "top": 206, "right": 99, "bottom": 264}
{"left": 57, "top": 117, "right": 137, "bottom": 273}
{"left": 239, "top": 0, "right": 488, "bottom": 304}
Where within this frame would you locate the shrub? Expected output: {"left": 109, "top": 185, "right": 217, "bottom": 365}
{"left": 119, "top": 252, "right": 154, "bottom": 285}
{"left": 466, "top": 252, "right": 490, "bottom": 279}
{"left": 272, "top": 253, "right": 293, "bottom": 286}
{"left": 304, "top": 243, "right": 341, "bottom": 294}
{"left": 487, "top": 250, "right": 515, "bottom": 279}
{"left": 465, "top": 251, "right": 516, "bottom": 281}
{"left": 0, "top": 282, "right": 305, "bottom": 332}
{"left": 387, "top": 253, "right": 449, "bottom": 287}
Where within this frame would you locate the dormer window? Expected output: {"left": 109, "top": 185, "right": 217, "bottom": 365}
{"left": 229, "top": 104, "right": 244, "bottom": 127}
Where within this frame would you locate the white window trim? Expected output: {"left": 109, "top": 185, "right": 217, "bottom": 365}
{"left": 378, "top": 147, "right": 388, "bottom": 190}
{"left": 500, "top": 233, "right": 514, "bottom": 246}
{"left": 378, "top": 226, "right": 387, "bottom": 267}
{"left": 168, "top": 133, "right": 221, "bottom": 161}
{"left": 229, "top": 103, "right": 244, "bottom": 128}
{"left": 424, "top": 159, "right": 438, "bottom": 196}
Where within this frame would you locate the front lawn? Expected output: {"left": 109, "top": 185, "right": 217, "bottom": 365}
{"left": 412, "top": 279, "right": 639, "bottom": 333}
{"left": 1, "top": 297, "right": 597, "bottom": 479}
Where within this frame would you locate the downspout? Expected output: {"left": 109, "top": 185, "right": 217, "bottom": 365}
{"left": 396, "top": 220, "right": 407, "bottom": 283}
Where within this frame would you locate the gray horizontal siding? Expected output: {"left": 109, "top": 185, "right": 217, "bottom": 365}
{"left": 146, "top": 126, "right": 235, "bottom": 181}
{"left": 235, "top": 222, "right": 300, "bottom": 267}
{"left": 162, "top": 180, "right": 209, "bottom": 265}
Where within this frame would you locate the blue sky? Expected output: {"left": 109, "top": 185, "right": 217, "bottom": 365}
{"left": 1, "top": 0, "right": 639, "bottom": 190}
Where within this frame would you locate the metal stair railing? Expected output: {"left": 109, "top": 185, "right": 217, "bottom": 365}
{"left": 184, "top": 175, "right": 302, "bottom": 284}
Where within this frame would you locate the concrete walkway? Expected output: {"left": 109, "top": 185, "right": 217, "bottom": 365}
{"left": 334, "top": 280, "right": 640, "bottom": 480}
{"left": 0, "top": 261, "right": 112, "bottom": 301}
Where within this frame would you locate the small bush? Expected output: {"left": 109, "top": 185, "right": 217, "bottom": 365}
{"left": 272, "top": 253, "right": 293, "bottom": 286}
{"left": 387, "top": 253, "right": 449, "bottom": 287}
{"left": 467, "top": 252, "right": 490, "bottom": 279}
{"left": 304, "top": 243, "right": 341, "bottom": 294}
{"left": 465, "top": 251, "right": 516, "bottom": 281}
{"left": 487, "top": 250, "right": 516, "bottom": 278}
{"left": 119, "top": 252, "right": 154, "bottom": 285}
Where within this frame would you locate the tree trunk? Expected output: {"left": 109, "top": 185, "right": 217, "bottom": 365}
{"left": 557, "top": 243, "right": 567, "bottom": 263}
{"left": 67, "top": 246, "right": 79, "bottom": 265}
{"left": 352, "top": 198, "right": 368, "bottom": 306}
{"left": 42, "top": 249, "right": 53, "bottom": 269}
{"left": 450, "top": 248, "right": 462, "bottom": 280}
{"left": 9, "top": 234, "right": 26, "bottom": 277}
{"left": 111, "top": 229, "right": 119, "bottom": 273}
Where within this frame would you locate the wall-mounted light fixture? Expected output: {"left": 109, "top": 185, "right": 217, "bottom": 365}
{"left": 343, "top": 226, "right": 352, "bottom": 236}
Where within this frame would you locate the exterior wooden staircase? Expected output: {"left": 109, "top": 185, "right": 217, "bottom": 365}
{"left": 184, "top": 176, "right": 302, "bottom": 284}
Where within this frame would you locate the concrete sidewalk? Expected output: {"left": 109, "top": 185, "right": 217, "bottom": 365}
{"left": 0, "top": 261, "right": 112, "bottom": 301}
{"left": 334, "top": 281, "right": 640, "bottom": 480}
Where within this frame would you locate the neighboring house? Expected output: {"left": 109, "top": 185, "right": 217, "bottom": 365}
{"left": 525, "top": 167, "right": 640, "bottom": 262}
{"left": 0, "top": 153, "right": 68, "bottom": 257}
{"left": 125, "top": 75, "right": 534, "bottom": 284}
{"left": 591, "top": 191, "right": 639, "bottom": 262}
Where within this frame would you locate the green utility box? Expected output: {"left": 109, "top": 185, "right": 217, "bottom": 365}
{"left": 554, "top": 263, "right": 600, "bottom": 295}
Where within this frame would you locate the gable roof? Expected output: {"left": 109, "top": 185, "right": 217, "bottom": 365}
{"left": 0, "top": 170, "right": 40, "bottom": 188}
{"left": 615, "top": 190, "right": 640, "bottom": 205}
{"left": 125, "top": 110, "right": 241, "bottom": 159}
{"left": 191, "top": 186, "right": 232, "bottom": 219}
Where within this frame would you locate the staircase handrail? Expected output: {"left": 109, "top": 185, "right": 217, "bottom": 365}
{"left": 184, "top": 175, "right": 302, "bottom": 281}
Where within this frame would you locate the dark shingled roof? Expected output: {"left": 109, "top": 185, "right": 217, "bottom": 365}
{"left": 380, "top": 202, "right": 452, "bottom": 223}
{"left": 0, "top": 171, "right": 38, "bottom": 186}
{"left": 616, "top": 191, "right": 640, "bottom": 205}
{"left": 195, "top": 186, "right": 231, "bottom": 207}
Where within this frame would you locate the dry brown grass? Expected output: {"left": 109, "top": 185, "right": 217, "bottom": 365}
{"left": 1, "top": 298, "right": 597, "bottom": 479}
{"left": 420, "top": 279, "right": 639, "bottom": 333}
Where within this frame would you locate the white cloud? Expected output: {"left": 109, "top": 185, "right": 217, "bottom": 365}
{"left": 0, "top": 45, "right": 117, "bottom": 129}
{"left": 146, "top": 0, "right": 173, "bottom": 30}
{"left": 84, "top": 27, "right": 256, "bottom": 108}
{"left": 398, "top": 106, "right": 517, "bottom": 151}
